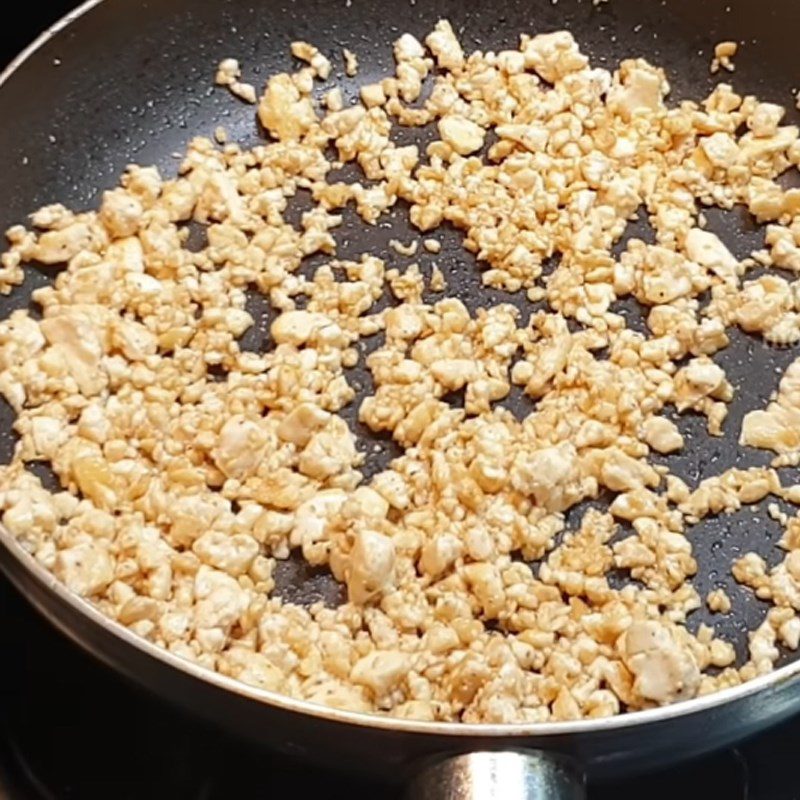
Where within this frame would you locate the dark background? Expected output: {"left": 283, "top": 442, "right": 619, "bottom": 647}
{"left": 0, "top": 2, "right": 75, "bottom": 60}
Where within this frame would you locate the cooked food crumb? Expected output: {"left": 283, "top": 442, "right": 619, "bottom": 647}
{"left": 707, "top": 589, "right": 732, "bottom": 614}
{"left": 324, "top": 87, "right": 344, "bottom": 111}
{"left": 215, "top": 57, "right": 257, "bottom": 103}
{"left": 343, "top": 48, "right": 359, "bottom": 76}
{"left": 389, "top": 238, "right": 418, "bottom": 257}
{"left": 710, "top": 41, "right": 738, "bottom": 74}
{"left": 769, "top": 502, "right": 790, "bottom": 525}
{"left": 291, "top": 41, "right": 332, "bottom": 79}
{"left": 229, "top": 81, "right": 257, "bottom": 104}
{"left": 429, "top": 265, "right": 446, "bottom": 292}
{"left": 215, "top": 57, "right": 241, "bottom": 85}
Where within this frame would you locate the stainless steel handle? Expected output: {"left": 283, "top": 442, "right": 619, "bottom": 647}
{"left": 406, "top": 751, "right": 585, "bottom": 800}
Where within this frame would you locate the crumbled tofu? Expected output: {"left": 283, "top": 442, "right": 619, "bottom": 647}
{"left": 710, "top": 41, "right": 738, "bottom": 74}
{"left": 425, "top": 20, "right": 464, "bottom": 72}
{"left": 343, "top": 48, "right": 359, "bottom": 77}
{"left": 622, "top": 621, "right": 701, "bottom": 706}
{"left": 53, "top": 542, "right": 114, "bottom": 596}
{"left": 215, "top": 58, "right": 241, "bottom": 86}
{"left": 324, "top": 87, "right": 344, "bottom": 112}
{"left": 429, "top": 265, "right": 446, "bottom": 292}
{"left": 389, "top": 239, "right": 418, "bottom": 257}
{"left": 215, "top": 58, "right": 257, "bottom": 104}
{"left": 4, "top": 18, "right": 800, "bottom": 726}
{"left": 608, "top": 61, "right": 666, "bottom": 120}
{"left": 360, "top": 83, "right": 387, "bottom": 109}
{"left": 229, "top": 81, "right": 257, "bottom": 104}
{"left": 291, "top": 41, "right": 332, "bottom": 80}
{"left": 707, "top": 588, "right": 732, "bottom": 614}
{"left": 741, "top": 358, "right": 800, "bottom": 454}
{"left": 394, "top": 34, "right": 425, "bottom": 63}
{"left": 258, "top": 73, "right": 318, "bottom": 141}
{"left": 437, "top": 115, "right": 486, "bottom": 156}
{"left": 344, "top": 529, "right": 396, "bottom": 604}
{"left": 640, "top": 417, "right": 684, "bottom": 454}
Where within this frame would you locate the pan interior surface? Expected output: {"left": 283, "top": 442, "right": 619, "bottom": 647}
{"left": 1, "top": 0, "right": 800, "bottom": 746}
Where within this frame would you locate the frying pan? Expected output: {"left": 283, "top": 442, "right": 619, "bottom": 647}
{"left": 1, "top": 0, "right": 800, "bottom": 796}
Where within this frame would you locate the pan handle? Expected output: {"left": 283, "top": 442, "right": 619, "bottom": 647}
{"left": 406, "top": 750, "right": 585, "bottom": 800}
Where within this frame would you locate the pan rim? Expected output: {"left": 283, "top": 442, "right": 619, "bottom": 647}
{"left": 2, "top": 0, "right": 800, "bottom": 741}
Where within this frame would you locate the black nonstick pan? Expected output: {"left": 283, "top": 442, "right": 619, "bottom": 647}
{"left": 1, "top": 0, "right": 800, "bottom": 797}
